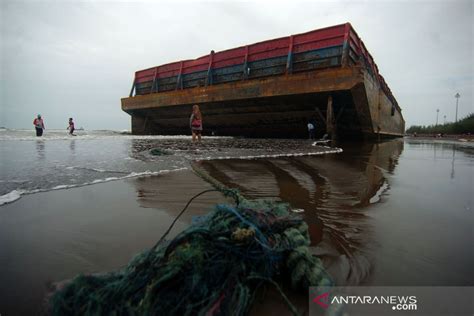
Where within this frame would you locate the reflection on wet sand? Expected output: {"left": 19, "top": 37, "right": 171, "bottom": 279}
{"left": 69, "top": 139, "right": 76, "bottom": 154}
{"left": 196, "top": 140, "right": 404, "bottom": 285}
{"left": 408, "top": 140, "right": 474, "bottom": 180}
{"left": 128, "top": 170, "right": 230, "bottom": 223}
{"left": 36, "top": 140, "right": 45, "bottom": 159}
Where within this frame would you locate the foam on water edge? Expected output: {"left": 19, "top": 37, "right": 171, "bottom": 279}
{"left": 0, "top": 190, "right": 22, "bottom": 205}
{"left": 0, "top": 168, "right": 188, "bottom": 207}
{"left": 195, "top": 147, "right": 343, "bottom": 161}
{"left": 0, "top": 130, "right": 232, "bottom": 142}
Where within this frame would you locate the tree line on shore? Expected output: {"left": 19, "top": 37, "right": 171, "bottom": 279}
{"left": 406, "top": 113, "right": 474, "bottom": 135}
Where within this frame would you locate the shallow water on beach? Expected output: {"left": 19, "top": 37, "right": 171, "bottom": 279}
{"left": 0, "top": 129, "right": 335, "bottom": 205}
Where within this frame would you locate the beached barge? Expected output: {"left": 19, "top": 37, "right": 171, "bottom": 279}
{"left": 121, "top": 23, "right": 404, "bottom": 138}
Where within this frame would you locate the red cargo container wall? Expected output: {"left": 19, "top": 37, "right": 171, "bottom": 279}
{"left": 133, "top": 24, "right": 348, "bottom": 92}
{"left": 131, "top": 23, "right": 398, "bottom": 112}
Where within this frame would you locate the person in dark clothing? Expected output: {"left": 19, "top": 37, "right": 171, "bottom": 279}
{"left": 67, "top": 118, "right": 76, "bottom": 135}
{"left": 33, "top": 114, "right": 45, "bottom": 137}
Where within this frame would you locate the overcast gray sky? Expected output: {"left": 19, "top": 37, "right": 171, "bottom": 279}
{"left": 1, "top": 0, "right": 472, "bottom": 130}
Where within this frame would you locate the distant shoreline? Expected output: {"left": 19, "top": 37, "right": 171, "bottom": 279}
{"left": 405, "top": 135, "right": 473, "bottom": 143}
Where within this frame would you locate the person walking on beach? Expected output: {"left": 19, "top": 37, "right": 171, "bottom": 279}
{"left": 67, "top": 118, "right": 76, "bottom": 136}
{"left": 190, "top": 104, "right": 203, "bottom": 142}
{"left": 33, "top": 114, "right": 45, "bottom": 137}
{"left": 307, "top": 120, "right": 315, "bottom": 140}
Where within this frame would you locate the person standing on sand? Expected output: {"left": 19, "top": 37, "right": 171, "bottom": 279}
{"left": 190, "top": 104, "right": 203, "bottom": 142}
{"left": 67, "top": 118, "right": 76, "bottom": 135}
{"left": 33, "top": 114, "right": 45, "bottom": 137}
{"left": 307, "top": 120, "right": 315, "bottom": 140}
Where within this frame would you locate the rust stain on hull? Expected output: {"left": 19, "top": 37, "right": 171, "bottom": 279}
{"left": 121, "top": 67, "right": 362, "bottom": 112}
{"left": 121, "top": 66, "right": 404, "bottom": 138}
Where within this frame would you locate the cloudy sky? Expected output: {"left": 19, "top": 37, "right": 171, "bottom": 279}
{"left": 1, "top": 0, "right": 472, "bottom": 130}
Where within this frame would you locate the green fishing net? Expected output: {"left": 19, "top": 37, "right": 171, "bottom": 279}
{"left": 50, "top": 194, "right": 331, "bottom": 315}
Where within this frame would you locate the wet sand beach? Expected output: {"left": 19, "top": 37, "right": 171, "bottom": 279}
{"left": 197, "top": 140, "right": 473, "bottom": 288}
{"left": 1, "top": 134, "right": 473, "bottom": 315}
{"left": 0, "top": 170, "right": 228, "bottom": 315}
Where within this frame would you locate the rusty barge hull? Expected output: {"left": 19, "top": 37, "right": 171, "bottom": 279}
{"left": 121, "top": 23, "right": 404, "bottom": 138}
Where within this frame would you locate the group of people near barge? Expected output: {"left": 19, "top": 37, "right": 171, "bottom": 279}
{"left": 33, "top": 106, "right": 316, "bottom": 141}
{"left": 32, "top": 107, "right": 201, "bottom": 140}
{"left": 33, "top": 114, "right": 75, "bottom": 137}
{"left": 32, "top": 107, "right": 199, "bottom": 140}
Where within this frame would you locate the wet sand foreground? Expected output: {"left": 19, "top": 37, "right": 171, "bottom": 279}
{"left": 0, "top": 170, "right": 228, "bottom": 315}
{"left": 0, "top": 139, "right": 473, "bottom": 315}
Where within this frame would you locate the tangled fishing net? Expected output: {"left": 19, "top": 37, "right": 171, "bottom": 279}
{"left": 49, "top": 190, "right": 331, "bottom": 315}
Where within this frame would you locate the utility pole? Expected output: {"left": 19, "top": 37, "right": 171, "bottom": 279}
{"left": 436, "top": 109, "right": 439, "bottom": 125}
{"left": 455, "top": 93, "right": 460, "bottom": 122}
{"left": 443, "top": 115, "right": 446, "bottom": 124}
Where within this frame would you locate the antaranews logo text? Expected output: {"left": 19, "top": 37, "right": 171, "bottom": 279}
{"left": 312, "top": 292, "right": 417, "bottom": 311}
